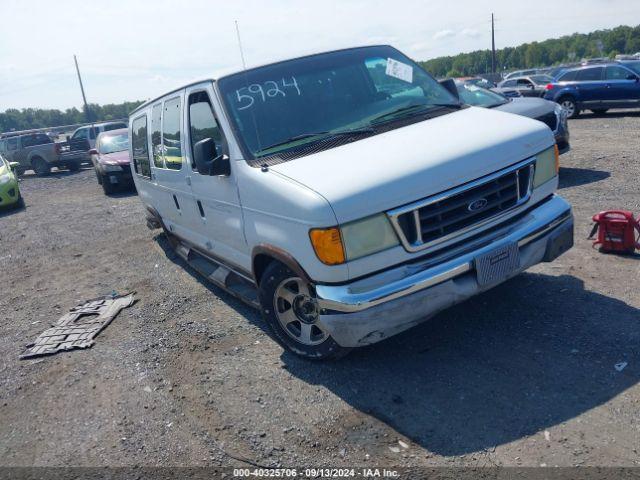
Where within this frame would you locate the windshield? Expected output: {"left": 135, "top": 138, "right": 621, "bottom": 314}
{"left": 530, "top": 75, "right": 554, "bottom": 85}
{"left": 218, "top": 46, "right": 459, "bottom": 160}
{"left": 98, "top": 133, "right": 129, "bottom": 154}
{"left": 456, "top": 84, "right": 508, "bottom": 108}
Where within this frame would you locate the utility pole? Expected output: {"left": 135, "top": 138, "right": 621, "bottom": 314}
{"left": 491, "top": 13, "right": 496, "bottom": 74}
{"left": 73, "top": 55, "right": 91, "bottom": 122}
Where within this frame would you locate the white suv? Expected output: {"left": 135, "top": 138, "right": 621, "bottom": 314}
{"left": 129, "top": 45, "right": 573, "bottom": 359}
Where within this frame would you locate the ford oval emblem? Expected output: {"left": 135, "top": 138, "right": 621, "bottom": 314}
{"left": 468, "top": 198, "right": 488, "bottom": 212}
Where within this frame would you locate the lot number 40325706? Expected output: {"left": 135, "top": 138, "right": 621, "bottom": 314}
{"left": 235, "top": 76, "right": 301, "bottom": 110}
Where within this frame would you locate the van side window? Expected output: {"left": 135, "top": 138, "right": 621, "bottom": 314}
{"left": 132, "top": 115, "right": 151, "bottom": 178}
{"left": 151, "top": 104, "right": 163, "bottom": 168}
{"left": 188, "top": 91, "right": 222, "bottom": 169}
{"left": 7, "top": 138, "right": 18, "bottom": 151}
{"left": 162, "top": 97, "right": 183, "bottom": 170}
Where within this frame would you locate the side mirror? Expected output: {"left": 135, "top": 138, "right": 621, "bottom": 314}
{"left": 438, "top": 79, "right": 460, "bottom": 101}
{"left": 193, "top": 138, "right": 230, "bottom": 176}
{"left": 9, "top": 161, "right": 19, "bottom": 170}
{"left": 88, "top": 149, "right": 98, "bottom": 155}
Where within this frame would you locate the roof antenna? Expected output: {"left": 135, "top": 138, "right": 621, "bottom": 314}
{"left": 235, "top": 20, "right": 247, "bottom": 70}
{"left": 235, "top": 20, "right": 264, "bottom": 161}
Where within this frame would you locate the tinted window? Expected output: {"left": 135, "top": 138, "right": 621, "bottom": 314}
{"left": 516, "top": 79, "right": 532, "bottom": 86}
{"left": 576, "top": 68, "right": 603, "bottom": 81}
{"left": 104, "top": 123, "right": 127, "bottom": 132}
{"left": 73, "top": 128, "right": 88, "bottom": 140}
{"left": 22, "top": 133, "right": 52, "bottom": 147}
{"left": 559, "top": 70, "right": 577, "bottom": 82}
{"left": 606, "top": 66, "right": 633, "bottom": 80}
{"left": 7, "top": 138, "right": 18, "bottom": 150}
{"left": 502, "top": 80, "right": 516, "bottom": 87}
{"left": 89, "top": 128, "right": 98, "bottom": 140}
{"left": 151, "top": 104, "right": 163, "bottom": 168}
{"left": 188, "top": 91, "right": 222, "bottom": 169}
{"left": 162, "top": 97, "right": 182, "bottom": 170}
{"left": 131, "top": 116, "right": 150, "bottom": 178}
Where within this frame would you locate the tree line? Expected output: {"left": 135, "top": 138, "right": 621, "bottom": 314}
{"left": 418, "top": 24, "right": 640, "bottom": 78}
{"left": 0, "top": 101, "right": 144, "bottom": 133}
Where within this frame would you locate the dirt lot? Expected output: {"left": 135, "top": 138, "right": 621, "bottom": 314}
{"left": 1, "top": 111, "right": 639, "bottom": 471}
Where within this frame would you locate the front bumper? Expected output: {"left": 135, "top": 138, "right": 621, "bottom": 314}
{"left": 315, "top": 195, "right": 573, "bottom": 347}
{"left": 97, "top": 165, "right": 133, "bottom": 185}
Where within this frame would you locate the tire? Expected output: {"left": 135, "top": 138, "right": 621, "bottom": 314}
{"left": 16, "top": 193, "right": 25, "bottom": 209}
{"left": 559, "top": 97, "right": 579, "bottom": 119}
{"left": 590, "top": 109, "right": 609, "bottom": 115}
{"left": 101, "top": 175, "right": 115, "bottom": 194}
{"left": 95, "top": 168, "right": 103, "bottom": 185}
{"left": 258, "top": 261, "right": 350, "bottom": 360}
{"left": 68, "top": 162, "right": 80, "bottom": 172}
{"left": 32, "top": 157, "right": 50, "bottom": 176}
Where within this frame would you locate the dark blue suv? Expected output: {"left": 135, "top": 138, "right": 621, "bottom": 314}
{"left": 543, "top": 61, "right": 640, "bottom": 118}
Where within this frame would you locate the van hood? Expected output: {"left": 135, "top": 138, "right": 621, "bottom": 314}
{"left": 270, "top": 106, "right": 553, "bottom": 224}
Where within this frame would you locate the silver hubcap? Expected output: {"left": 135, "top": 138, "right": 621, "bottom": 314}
{"left": 561, "top": 100, "right": 575, "bottom": 117}
{"left": 274, "top": 277, "right": 327, "bottom": 346}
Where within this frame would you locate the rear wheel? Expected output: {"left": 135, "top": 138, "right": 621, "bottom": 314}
{"left": 591, "top": 109, "right": 609, "bottom": 115}
{"left": 32, "top": 157, "right": 50, "bottom": 176}
{"left": 559, "top": 97, "right": 579, "bottom": 118}
{"left": 258, "top": 261, "right": 350, "bottom": 360}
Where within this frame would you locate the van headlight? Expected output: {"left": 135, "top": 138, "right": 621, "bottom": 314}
{"left": 310, "top": 214, "right": 399, "bottom": 265}
{"left": 533, "top": 145, "right": 559, "bottom": 188}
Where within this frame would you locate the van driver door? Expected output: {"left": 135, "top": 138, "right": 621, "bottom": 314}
{"left": 183, "top": 83, "right": 249, "bottom": 273}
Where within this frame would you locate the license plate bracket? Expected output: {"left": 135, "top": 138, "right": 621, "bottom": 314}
{"left": 475, "top": 242, "right": 520, "bottom": 286}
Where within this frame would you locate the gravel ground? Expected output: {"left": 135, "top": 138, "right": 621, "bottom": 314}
{"left": 0, "top": 111, "right": 639, "bottom": 470}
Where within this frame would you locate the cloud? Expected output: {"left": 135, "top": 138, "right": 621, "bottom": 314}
{"left": 461, "top": 28, "right": 481, "bottom": 38}
{"left": 433, "top": 29, "right": 455, "bottom": 40}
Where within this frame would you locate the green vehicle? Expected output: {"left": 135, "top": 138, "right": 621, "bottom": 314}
{"left": 0, "top": 155, "right": 23, "bottom": 209}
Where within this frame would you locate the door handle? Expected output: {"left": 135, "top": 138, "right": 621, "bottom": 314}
{"left": 185, "top": 176, "right": 191, "bottom": 186}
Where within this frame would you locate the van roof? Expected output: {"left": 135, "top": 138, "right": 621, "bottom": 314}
{"left": 129, "top": 44, "right": 389, "bottom": 116}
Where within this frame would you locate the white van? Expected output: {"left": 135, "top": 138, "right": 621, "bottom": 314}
{"left": 129, "top": 45, "right": 573, "bottom": 359}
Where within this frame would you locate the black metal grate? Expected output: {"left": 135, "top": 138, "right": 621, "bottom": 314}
{"left": 394, "top": 162, "right": 533, "bottom": 248}
{"left": 536, "top": 112, "right": 558, "bottom": 132}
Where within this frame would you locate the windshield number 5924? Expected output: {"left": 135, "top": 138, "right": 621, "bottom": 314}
{"left": 236, "top": 76, "right": 301, "bottom": 110}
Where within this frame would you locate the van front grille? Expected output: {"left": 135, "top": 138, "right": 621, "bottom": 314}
{"left": 388, "top": 160, "right": 535, "bottom": 253}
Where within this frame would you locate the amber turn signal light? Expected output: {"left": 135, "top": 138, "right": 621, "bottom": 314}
{"left": 554, "top": 144, "right": 560, "bottom": 174}
{"left": 309, "top": 227, "right": 345, "bottom": 265}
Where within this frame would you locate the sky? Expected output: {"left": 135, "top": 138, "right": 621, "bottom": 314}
{"left": 1, "top": 0, "right": 639, "bottom": 111}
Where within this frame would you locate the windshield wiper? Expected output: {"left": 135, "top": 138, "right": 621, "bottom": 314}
{"left": 370, "top": 103, "right": 462, "bottom": 125}
{"left": 256, "top": 128, "right": 374, "bottom": 155}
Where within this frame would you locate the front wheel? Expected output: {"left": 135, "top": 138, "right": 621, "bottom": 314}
{"left": 559, "top": 98, "right": 579, "bottom": 119}
{"left": 258, "top": 262, "right": 350, "bottom": 360}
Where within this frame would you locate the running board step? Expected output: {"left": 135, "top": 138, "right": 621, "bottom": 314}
{"left": 174, "top": 241, "right": 259, "bottom": 309}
